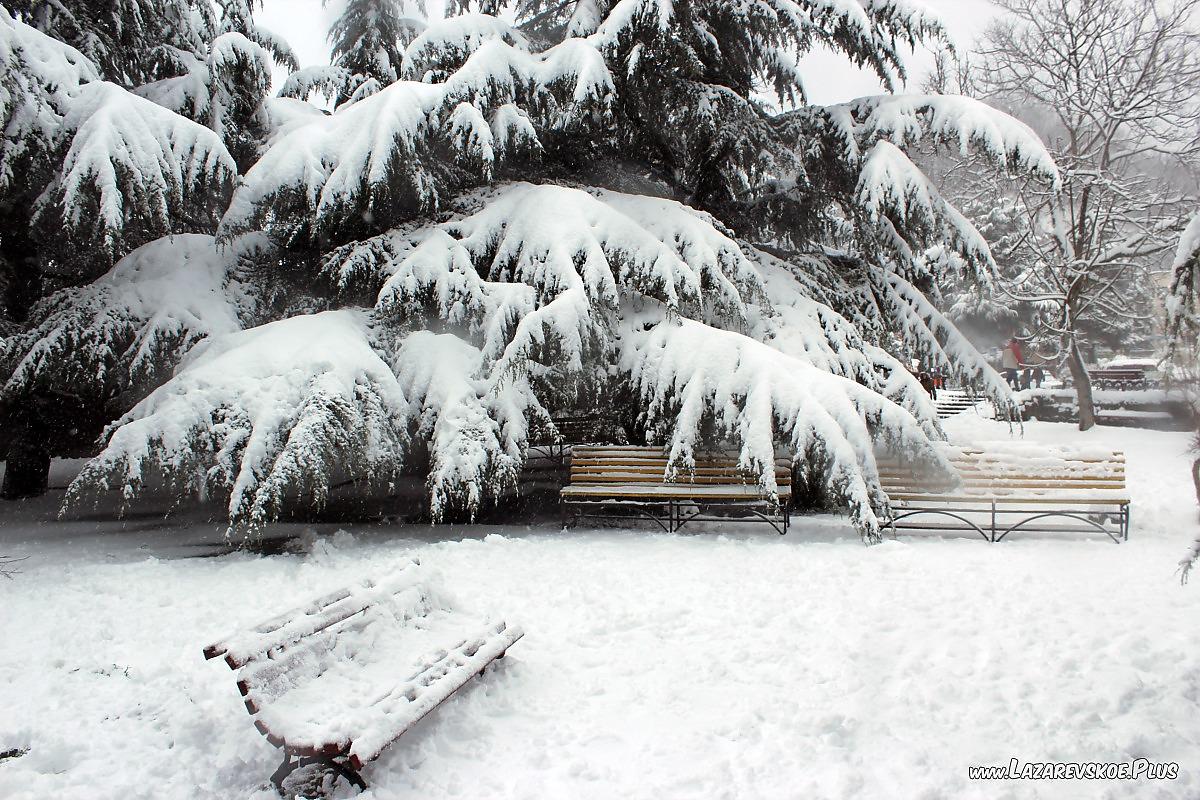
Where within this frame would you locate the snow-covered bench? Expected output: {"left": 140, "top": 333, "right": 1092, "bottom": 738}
{"left": 877, "top": 442, "right": 1129, "bottom": 542}
{"left": 202, "top": 563, "right": 523, "bottom": 793}
{"left": 561, "top": 445, "right": 792, "bottom": 534}
{"left": 1086, "top": 367, "right": 1152, "bottom": 390}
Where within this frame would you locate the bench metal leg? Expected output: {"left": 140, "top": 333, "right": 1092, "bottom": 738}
{"left": 271, "top": 753, "right": 367, "bottom": 795}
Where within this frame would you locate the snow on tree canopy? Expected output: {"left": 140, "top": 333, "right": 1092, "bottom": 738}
{"left": 133, "top": 32, "right": 274, "bottom": 150}
{"left": 856, "top": 141, "right": 996, "bottom": 274}
{"left": 80, "top": 182, "right": 965, "bottom": 535}
{"left": 0, "top": 234, "right": 263, "bottom": 408}
{"left": 620, "top": 314, "right": 953, "bottom": 532}
{"left": 221, "top": 37, "right": 611, "bottom": 246}
{"left": 35, "top": 81, "right": 238, "bottom": 272}
{"left": 392, "top": 330, "right": 547, "bottom": 520}
{"left": 829, "top": 94, "right": 1060, "bottom": 184}
{"left": 66, "top": 309, "right": 411, "bottom": 527}
{"left": 0, "top": 7, "right": 98, "bottom": 191}
{"left": 344, "top": 183, "right": 955, "bottom": 534}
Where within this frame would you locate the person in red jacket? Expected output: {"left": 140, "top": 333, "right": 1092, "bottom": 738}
{"left": 1001, "top": 337, "right": 1024, "bottom": 387}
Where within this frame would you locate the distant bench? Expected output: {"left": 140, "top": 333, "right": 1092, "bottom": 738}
{"left": 203, "top": 563, "right": 523, "bottom": 793}
{"left": 877, "top": 443, "right": 1129, "bottom": 542}
{"left": 561, "top": 445, "right": 792, "bottom": 534}
{"left": 1084, "top": 368, "right": 1153, "bottom": 389}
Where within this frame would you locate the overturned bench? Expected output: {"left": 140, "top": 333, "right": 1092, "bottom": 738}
{"left": 561, "top": 445, "right": 792, "bottom": 534}
{"left": 202, "top": 562, "right": 523, "bottom": 793}
{"left": 877, "top": 442, "right": 1129, "bottom": 542}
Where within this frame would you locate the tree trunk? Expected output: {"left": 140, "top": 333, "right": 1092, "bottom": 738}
{"left": 0, "top": 204, "right": 43, "bottom": 324}
{"left": 1, "top": 416, "right": 51, "bottom": 500}
{"left": 1065, "top": 340, "right": 1096, "bottom": 431}
{"left": 1192, "top": 457, "right": 1200, "bottom": 517}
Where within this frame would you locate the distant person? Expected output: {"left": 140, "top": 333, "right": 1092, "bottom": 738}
{"left": 1001, "top": 337, "right": 1023, "bottom": 387}
{"left": 1032, "top": 367, "right": 1045, "bottom": 389}
{"left": 919, "top": 371, "right": 938, "bottom": 401}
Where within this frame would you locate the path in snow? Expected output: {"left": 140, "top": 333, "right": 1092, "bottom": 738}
{"left": 0, "top": 419, "right": 1197, "bottom": 799}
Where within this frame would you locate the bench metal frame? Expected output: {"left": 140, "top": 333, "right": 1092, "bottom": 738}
{"left": 887, "top": 499, "right": 1129, "bottom": 543}
{"left": 562, "top": 497, "right": 790, "bottom": 535}
{"left": 270, "top": 752, "right": 366, "bottom": 794}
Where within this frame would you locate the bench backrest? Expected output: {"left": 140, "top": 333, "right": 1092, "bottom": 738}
{"left": 875, "top": 444, "right": 1126, "bottom": 494}
{"left": 569, "top": 445, "right": 792, "bottom": 488}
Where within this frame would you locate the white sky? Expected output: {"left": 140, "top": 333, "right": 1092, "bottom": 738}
{"left": 258, "top": 0, "right": 1000, "bottom": 105}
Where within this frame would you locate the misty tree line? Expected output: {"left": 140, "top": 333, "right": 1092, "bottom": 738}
{"left": 927, "top": 0, "right": 1200, "bottom": 430}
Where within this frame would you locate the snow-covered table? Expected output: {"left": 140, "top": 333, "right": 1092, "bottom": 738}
{"left": 561, "top": 446, "right": 792, "bottom": 534}
{"left": 202, "top": 562, "right": 523, "bottom": 793}
{"left": 877, "top": 442, "right": 1130, "bottom": 542}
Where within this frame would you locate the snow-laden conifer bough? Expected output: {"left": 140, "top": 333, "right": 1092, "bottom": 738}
{"left": 0, "top": 1, "right": 1061, "bottom": 541}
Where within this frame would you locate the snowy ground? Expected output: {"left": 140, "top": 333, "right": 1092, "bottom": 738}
{"left": 1, "top": 417, "right": 1198, "bottom": 799}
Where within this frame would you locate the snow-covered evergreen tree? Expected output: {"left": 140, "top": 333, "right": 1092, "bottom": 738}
{"left": 4, "top": 1, "right": 1061, "bottom": 539}
{"left": 1170, "top": 213, "right": 1200, "bottom": 582}
{"left": 0, "top": 6, "right": 257, "bottom": 496}
{"left": 280, "top": 0, "right": 418, "bottom": 109}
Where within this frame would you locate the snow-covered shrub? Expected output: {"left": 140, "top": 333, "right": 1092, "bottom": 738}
{"left": 66, "top": 310, "right": 411, "bottom": 526}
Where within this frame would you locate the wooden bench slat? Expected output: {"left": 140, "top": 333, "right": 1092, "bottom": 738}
{"left": 563, "top": 484, "right": 792, "bottom": 500}
{"left": 887, "top": 493, "right": 1129, "bottom": 505}
{"left": 569, "top": 462, "right": 791, "bottom": 473}
{"left": 204, "top": 566, "right": 427, "bottom": 669}
{"left": 569, "top": 458, "right": 792, "bottom": 470}
{"left": 567, "top": 473, "right": 792, "bottom": 486}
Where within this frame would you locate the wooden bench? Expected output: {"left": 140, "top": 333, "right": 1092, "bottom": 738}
{"left": 561, "top": 445, "right": 792, "bottom": 534}
{"left": 877, "top": 443, "right": 1129, "bottom": 542}
{"left": 202, "top": 562, "right": 523, "bottom": 793}
{"left": 1084, "top": 368, "right": 1153, "bottom": 390}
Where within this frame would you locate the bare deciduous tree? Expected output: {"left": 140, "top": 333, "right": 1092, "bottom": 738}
{"left": 975, "top": 0, "right": 1200, "bottom": 429}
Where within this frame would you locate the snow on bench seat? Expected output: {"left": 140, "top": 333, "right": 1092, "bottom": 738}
{"left": 877, "top": 442, "right": 1130, "bottom": 542}
{"left": 203, "top": 562, "right": 523, "bottom": 791}
{"left": 561, "top": 446, "right": 792, "bottom": 533}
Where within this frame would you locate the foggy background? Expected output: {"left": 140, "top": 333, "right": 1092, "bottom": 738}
{"left": 257, "top": 0, "right": 1001, "bottom": 104}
